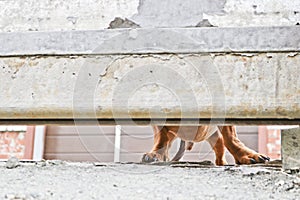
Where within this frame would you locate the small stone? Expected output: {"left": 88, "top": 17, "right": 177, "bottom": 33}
{"left": 47, "top": 160, "right": 64, "bottom": 166}
{"left": 30, "top": 193, "right": 41, "bottom": 198}
{"left": 222, "top": 185, "right": 229, "bottom": 189}
{"left": 36, "top": 160, "right": 47, "bottom": 167}
{"left": 275, "top": 180, "right": 285, "bottom": 186}
{"left": 15, "top": 194, "right": 26, "bottom": 199}
{"left": 6, "top": 157, "right": 20, "bottom": 169}
{"left": 4, "top": 194, "right": 15, "bottom": 199}
{"left": 285, "top": 183, "right": 295, "bottom": 191}
{"left": 293, "top": 178, "right": 300, "bottom": 186}
{"left": 108, "top": 17, "right": 140, "bottom": 29}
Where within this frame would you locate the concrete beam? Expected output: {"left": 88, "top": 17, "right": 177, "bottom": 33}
{"left": 282, "top": 127, "right": 300, "bottom": 171}
{"left": 0, "top": 27, "right": 300, "bottom": 56}
{"left": 0, "top": 53, "right": 299, "bottom": 122}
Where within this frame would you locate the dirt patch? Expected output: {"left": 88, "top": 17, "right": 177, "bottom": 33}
{"left": 0, "top": 160, "right": 299, "bottom": 200}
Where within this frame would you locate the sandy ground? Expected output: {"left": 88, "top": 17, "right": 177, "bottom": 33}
{"left": 0, "top": 160, "right": 299, "bottom": 200}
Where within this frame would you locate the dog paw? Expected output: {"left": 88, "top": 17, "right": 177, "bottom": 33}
{"left": 215, "top": 158, "right": 228, "bottom": 166}
{"left": 235, "top": 151, "right": 270, "bottom": 165}
{"left": 141, "top": 152, "right": 162, "bottom": 163}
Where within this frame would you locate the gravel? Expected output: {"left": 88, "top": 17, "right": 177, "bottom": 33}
{"left": 0, "top": 160, "right": 299, "bottom": 200}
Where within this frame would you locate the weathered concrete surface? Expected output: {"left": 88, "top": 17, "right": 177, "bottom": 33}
{"left": 205, "top": 0, "right": 300, "bottom": 27}
{"left": 131, "top": 0, "right": 226, "bottom": 28}
{"left": 0, "top": 53, "right": 299, "bottom": 120}
{"left": 282, "top": 128, "right": 300, "bottom": 171}
{"left": 0, "top": 27, "right": 300, "bottom": 56}
{"left": 0, "top": 0, "right": 300, "bottom": 32}
{"left": 0, "top": 161, "right": 299, "bottom": 200}
{"left": 0, "top": 2, "right": 299, "bottom": 123}
{"left": 0, "top": 0, "right": 140, "bottom": 32}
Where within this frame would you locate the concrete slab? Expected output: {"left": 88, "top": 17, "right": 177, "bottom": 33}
{"left": 0, "top": 27, "right": 300, "bottom": 56}
{"left": 0, "top": 53, "right": 299, "bottom": 122}
{"left": 0, "top": 161, "right": 299, "bottom": 200}
{"left": 282, "top": 127, "right": 300, "bottom": 171}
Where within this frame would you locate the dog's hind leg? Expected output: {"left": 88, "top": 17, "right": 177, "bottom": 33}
{"left": 206, "top": 130, "right": 227, "bottom": 166}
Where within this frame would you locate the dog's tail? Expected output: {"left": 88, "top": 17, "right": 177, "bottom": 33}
{"left": 171, "top": 140, "right": 194, "bottom": 161}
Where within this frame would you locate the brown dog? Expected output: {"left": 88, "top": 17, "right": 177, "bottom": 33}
{"left": 142, "top": 126, "right": 269, "bottom": 166}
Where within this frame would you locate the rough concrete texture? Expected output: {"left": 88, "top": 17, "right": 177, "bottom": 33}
{"left": 0, "top": 0, "right": 300, "bottom": 32}
{"left": 131, "top": 0, "right": 226, "bottom": 28}
{"left": 1, "top": 27, "right": 300, "bottom": 56}
{"left": 0, "top": 53, "right": 299, "bottom": 120}
{"left": 0, "top": 161, "right": 299, "bottom": 200}
{"left": 282, "top": 128, "right": 300, "bottom": 170}
{"left": 205, "top": 0, "right": 300, "bottom": 27}
{"left": 0, "top": 0, "right": 139, "bottom": 32}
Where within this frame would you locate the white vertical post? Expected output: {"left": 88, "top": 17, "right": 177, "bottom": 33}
{"left": 114, "top": 125, "right": 122, "bottom": 163}
{"left": 32, "top": 126, "right": 46, "bottom": 161}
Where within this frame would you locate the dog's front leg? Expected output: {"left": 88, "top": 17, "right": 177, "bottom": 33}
{"left": 218, "top": 126, "right": 270, "bottom": 164}
{"left": 142, "top": 126, "right": 176, "bottom": 162}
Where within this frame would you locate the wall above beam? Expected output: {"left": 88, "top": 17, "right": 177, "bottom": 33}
{"left": 0, "top": 0, "right": 299, "bottom": 32}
